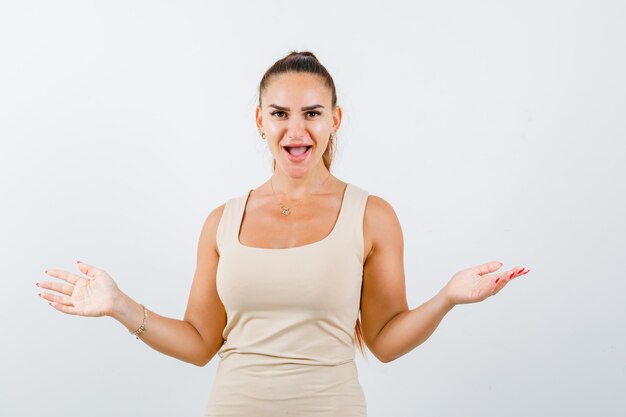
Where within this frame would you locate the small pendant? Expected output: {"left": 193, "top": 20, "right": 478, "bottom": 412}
{"left": 281, "top": 206, "right": 290, "bottom": 216}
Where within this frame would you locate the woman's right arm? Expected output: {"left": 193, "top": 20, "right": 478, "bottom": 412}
{"left": 39, "top": 204, "right": 227, "bottom": 367}
{"left": 112, "top": 204, "right": 227, "bottom": 367}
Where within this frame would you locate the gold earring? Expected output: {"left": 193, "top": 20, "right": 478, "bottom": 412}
{"left": 258, "top": 130, "right": 266, "bottom": 140}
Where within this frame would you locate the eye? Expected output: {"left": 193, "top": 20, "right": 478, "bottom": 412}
{"left": 270, "top": 111, "right": 287, "bottom": 118}
{"left": 306, "top": 111, "right": 321, "bottom": 118}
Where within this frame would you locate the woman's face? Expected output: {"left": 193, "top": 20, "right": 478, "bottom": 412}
{"left": 256, "top": 72, "right": 342, "bottom": 179}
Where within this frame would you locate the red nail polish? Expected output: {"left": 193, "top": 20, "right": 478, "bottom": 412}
{"left": 495, "top": 278, "right": 500, "bottom": 284}
{"left": 509, "top": 272, "right": 514, "bottom": 279}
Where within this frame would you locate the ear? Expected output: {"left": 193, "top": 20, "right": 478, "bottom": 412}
{"left": 255, "top": 105, "right": 264, "bottom": 131}
{"left": 332, "top": 105, "right": 342, "bottom": 132}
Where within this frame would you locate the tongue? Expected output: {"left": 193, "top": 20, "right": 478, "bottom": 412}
{"left": 288, "top": 146, "right": 308, "bottom": 156}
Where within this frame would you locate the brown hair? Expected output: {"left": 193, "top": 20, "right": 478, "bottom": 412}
{"left": 258, "top": 51, "right": 367, "bottom": 360}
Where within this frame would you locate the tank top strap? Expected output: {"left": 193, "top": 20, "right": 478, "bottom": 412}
{"left": 216, "top": 189, "right": 252, "bottom": 252}
{"left": 336, "top": 183, "right": 370, "bottom": 263}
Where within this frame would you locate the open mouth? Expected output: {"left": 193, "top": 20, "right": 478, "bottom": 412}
{"left": 282, "top": 145, "right": 313, "bottom": 162}
{"left": 283, "top": 145, "right": 312, "bottom": 156}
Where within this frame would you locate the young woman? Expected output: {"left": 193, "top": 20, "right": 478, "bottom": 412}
{"left": 37, "top": 51, "right": 530, "bottom": 416}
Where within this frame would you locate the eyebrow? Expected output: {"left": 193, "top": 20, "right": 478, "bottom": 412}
{"left": 268, "top": 104, "right": 325, "bottom": 111}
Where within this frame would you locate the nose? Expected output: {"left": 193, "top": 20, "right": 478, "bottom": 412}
{"left": 286, "top": 116, "right": 307, "bottom": 140}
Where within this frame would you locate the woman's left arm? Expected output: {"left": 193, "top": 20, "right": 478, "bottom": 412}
{"left": 360, "top": 196, "right": 528, "bottom": 363}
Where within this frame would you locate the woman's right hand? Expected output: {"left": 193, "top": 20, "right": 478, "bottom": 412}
{"left": 37, "top": 261, "right": 120, "bottom": 317}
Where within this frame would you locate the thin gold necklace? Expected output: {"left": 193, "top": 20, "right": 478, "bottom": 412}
{"left": 270, "top": 172, "right": 332, "bottom": 216}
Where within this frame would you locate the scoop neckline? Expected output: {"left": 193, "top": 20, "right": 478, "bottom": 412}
{"left": 235, "top": 183, "right": 351, "bottom": 251}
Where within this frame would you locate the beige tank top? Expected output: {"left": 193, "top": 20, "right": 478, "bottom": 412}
{"left": 214, "top": 182, "right": 370, "bottom": 366}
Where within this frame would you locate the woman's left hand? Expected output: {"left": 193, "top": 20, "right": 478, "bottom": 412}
{"left": 442, "top": 261, "right": 530, "bottom": 306}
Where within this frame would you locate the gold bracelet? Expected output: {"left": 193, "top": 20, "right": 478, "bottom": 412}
{"left": 130, "top": 304, "right": 148, "bottom": 339}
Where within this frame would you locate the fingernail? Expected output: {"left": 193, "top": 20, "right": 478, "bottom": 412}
{"left": 76, "top": 260, "right": 81, "bottom": 264}
{"left": 495, "top": 278, "right": 500, "bottom": 284}
{"left": 38, "top": 293, "right": 41, "bottom": 297}
{"left": 35, "top": 282, "right": 39, "bottom": 287}
{"left": 44, "top": 270, "right": 48, "bottom": 274}
{"left": 509, "top": 272, "right": 515, "bottom": 279}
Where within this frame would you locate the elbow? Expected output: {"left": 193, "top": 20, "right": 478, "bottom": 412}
{"left": 193, "top": 351, "right": 217, "bottom": 367}
{"left": 380, "top": 356, "right": 399, "bottom": 363}
{"left": 377, "top": 356, "right": 390, "bottom": 364}
{"left": 192, "top": 356, "right": 210, "bottom": 367}
{"left": 370, "top": 345, "right": 393, "bottom": 364}
{"left": 369, "top": 337, "right": 394, "bottom": 363}
{"left": 376, "top": 352, "right": 393, "bottom": 364}
{"left": 194, "top": 343, "right": 222, "bottom": 367}
{"left": 192, "top": 357, "right": 208, "bottom": 367}
{"left": 376, "top": 352, "right": 403, "bottom": 363}
{"left": 371, "top": 344, "right": 404, "bottom": 363}
{"left": 190, "top": 332, "right": 223, "bottom": 367}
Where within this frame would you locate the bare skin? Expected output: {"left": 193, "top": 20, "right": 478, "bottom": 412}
{"left": 36, "top": 72, "right": 530, "bottom": 366}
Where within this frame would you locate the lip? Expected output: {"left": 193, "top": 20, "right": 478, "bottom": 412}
{"left": 282, "top": 143, "right": 312, "bottom": 147}
{"left": 282, "top": 145, "right": 312, "bottom": 163}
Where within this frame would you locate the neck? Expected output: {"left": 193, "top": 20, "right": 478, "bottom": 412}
{"left": 270, "top": 164, "right": 332, "bottom": 199}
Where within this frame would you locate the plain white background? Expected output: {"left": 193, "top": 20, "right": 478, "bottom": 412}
{"left": 1, "top": 1, "right": 624, "bottom": 416}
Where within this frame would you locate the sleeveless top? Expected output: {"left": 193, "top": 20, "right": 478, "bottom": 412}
{"left": 205, "top": 182, "right": 369, "bottom": 416}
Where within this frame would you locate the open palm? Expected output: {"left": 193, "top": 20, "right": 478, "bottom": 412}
{"left": 37, "top": 261, "right": 120, "bottom": 317}
{"left": 443, "top": 261, "right": 530, "bottom": 305}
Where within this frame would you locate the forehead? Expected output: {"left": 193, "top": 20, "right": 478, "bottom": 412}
{"left": 262, "top": 72, "right": 331, "bottom": 105}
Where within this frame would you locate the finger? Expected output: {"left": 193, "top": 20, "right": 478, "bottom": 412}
{"left": 473, "top": 261, "right": 503, "bottom": 276}
{"left": 36, "top": 280, "right": 74, "bottom": 296}
{"left": 492, "top": 275, "right": 507, "bottom": 295}
{"left": 502, "top": 267, "right": 527, "bottom": 282}
{"left": 48, "top": 301, "right": 79, "bottom": 315}
{"left": 491, "top": 270, "right": 511, "bottom": 295}
{"left": 510, "top": 267, "right": 530, "bottom": 280}
{"left": 45, "top": 268, "right": 82, "bottom": 285}
{"left": 39, "top": 291, "right": 73, "bottom": 306}
{"left": 489, "top": 275, "right": 504, "bottom": 296}
{"left": 492, "top": 267, "right": 527, "bottom": 295}
{"left": 76, "top": 260, "right": 99, "bottom": 278}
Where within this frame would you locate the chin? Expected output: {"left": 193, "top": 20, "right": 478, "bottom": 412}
{"left": 281, "top": 165, "right": 309, "bottom": 178}
{"left": 275, "top": 159, "right": 316, "bottom": 178}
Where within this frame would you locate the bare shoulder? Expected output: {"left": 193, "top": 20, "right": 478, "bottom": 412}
{"left": 199, "top": 203, "right": 226, "bottom": 254}
{"left": 364, "top": 194, "right": 397, "bottom": 217}
{"left": 203, "top": 203, "right": 226, "bottom": 230}
{"left": 363, "top": 194, "right": 403, "bottom": 259}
